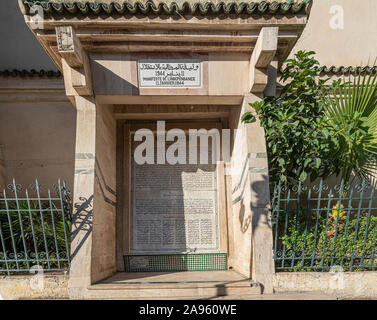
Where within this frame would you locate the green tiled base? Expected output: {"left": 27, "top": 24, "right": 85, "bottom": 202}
{"left": 124, "top": 253, "right": 227, "bottom": 272}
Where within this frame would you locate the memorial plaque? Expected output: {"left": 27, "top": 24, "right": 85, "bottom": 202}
{"left": 138, "top": 60, "right": 202, "bottom": 88}
{"left": 130, "top": 137, "right": 219, "bottom": 253}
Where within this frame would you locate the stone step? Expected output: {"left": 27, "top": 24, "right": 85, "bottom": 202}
{"left": 86, "top": 271, "right": 261, "bottom": 299}
{"left": 87, "top": 283, "right": 261, "bottom": 299}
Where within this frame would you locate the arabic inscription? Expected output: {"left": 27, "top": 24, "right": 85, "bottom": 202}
{"left": 138, "top": 60, "right": 202, "bottom": 88}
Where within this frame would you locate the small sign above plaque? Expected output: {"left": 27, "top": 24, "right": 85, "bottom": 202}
{"left": 138, "top": 60, "right": 202, "bottom": 88}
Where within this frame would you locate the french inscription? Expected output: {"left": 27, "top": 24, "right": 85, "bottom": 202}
{"left": 138, "top": 60, "right": 202, "bottom": 88}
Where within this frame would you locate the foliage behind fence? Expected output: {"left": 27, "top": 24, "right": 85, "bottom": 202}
{"left": 271, "top": 179, "right": 377, "bottom": 272}
{"left": 0, "top": 180, "right": 71, "bottom": 275}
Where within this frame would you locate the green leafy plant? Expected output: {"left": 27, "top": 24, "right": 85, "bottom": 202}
{"left": 0, "top": 200, "right": 70, "bottom": 259}
{"left": 242, "top": 50, "right": 343, "bottom": 185}
{"left": 322, "top": 70, "right": 377, "bottom": 185}
{"left": 279, "top": 209, "right": 377, "bottom": 271}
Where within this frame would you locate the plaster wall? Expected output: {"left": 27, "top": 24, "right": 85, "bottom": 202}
{"left": 0, "top": 101, "right": 76, "bottom": 191}
{"left": 0, "top": 0, "right": 56, "bottom": 70}
{"left": 291, "top": 0, "right": 377, "bottom": 66}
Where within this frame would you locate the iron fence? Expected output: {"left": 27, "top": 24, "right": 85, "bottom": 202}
{"left": 0, "top": 179, "right": 71, "bottom": 275}
{"left": 271, "top": 179, "right": 377, "bottom": 272}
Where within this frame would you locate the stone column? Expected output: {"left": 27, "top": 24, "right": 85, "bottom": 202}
{"left": 69, "top": 96, "right": 116, "bottom": 299}
{"left": 69, "top": 96, "right": 95, "bottom": 298}
{"left": 91, "top": 100, "right": 117, "bottom": 284}
{"left": 230, "top": 93, "right": 274, "bottom": 293}
{"left": 244, "top": 94, "right": 275, "bottom": 294}
{"left": 53, "top": 25, "right": 117, "bottom": 298}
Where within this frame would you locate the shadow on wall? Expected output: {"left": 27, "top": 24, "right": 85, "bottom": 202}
{"left": 250, "top": 174, "right": 272, "bottom": 234}
{"left": 71, "top": 195, "right": 93, "bottom": 261}
{"left": 238, "top": 201, "right": 250, "bottom": 234}
{"left": 91, "top": 58, "right": 139, "bottom": 95}
{"left": 236, "top": 173, "right": 272, "bottom": 235}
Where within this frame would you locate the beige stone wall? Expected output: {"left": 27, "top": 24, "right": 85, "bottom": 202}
{"left": 229, "top": 94, "right": 274, "bottom": 293}
{"left": 0, "top": 101, "right": 76, "bottom": 191}
{"left": 229, "top": 103, "right": 252, "bottom": 276}
{"left": 0, "top": 274, "right": 69, "bottom": 300}
{"left": 208, "top": 53, "right": 250, "bottom": 96}
{"left": 69, "top": 97, "right": 96, "bottom": 298}
{"left": 291, "top": 0, "right": 377, "bottom": 66}
{"left": 91, "top": 103, "right": 117, "bottom": 283}
{"left": 274, "top": 272, "right": 377, "bottom": 299}
{"left": 2, "top": 271, "right": 376, "bottom": 299}
{"left": 69, "top": 98, "right": 117, "bottom": 299}
{"left": 91, "top": 53, "right": 250, "bottom": 97}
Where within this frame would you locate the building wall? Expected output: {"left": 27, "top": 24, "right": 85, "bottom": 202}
{"left": 288, "top": 0, "right": 377, "bottom": 194}
{"left": 0, "top": 0, "right": 56, "bottom": 70}
{"left": 1, "top": 0, "right": 375, "bottom": 192}
{"left": 0, "top": 101, "right": 76, "bottom": 191}
{"left": 91, "top": 52, "right": 250, "bottom": 97}
{"left": 0, "top": 0, "right": 74, "bottom": 191}
{"left": 291, "top": 0, "right": 377, "bottom": 66}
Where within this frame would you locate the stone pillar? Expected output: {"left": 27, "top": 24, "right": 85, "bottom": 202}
{"left": 230, "top": 93, "right": 275, "bottom": 293}
{"left": 54, "top": 25, "right": 117, "bottom": 298}
{"left": 69, "top": 96, "right": 95, "bottom": 298}
{"left": 69, "top": 96, "right": 116, "bottom": 299}
{"left": 91, "top": 100, "right": 117, "bottom": 283}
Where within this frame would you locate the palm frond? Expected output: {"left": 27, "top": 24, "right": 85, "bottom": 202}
{"left": 323, "top": 68, "right": 377, "bottom": 184}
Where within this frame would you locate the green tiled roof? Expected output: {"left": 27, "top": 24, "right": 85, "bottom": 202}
{"left": 0, "top": 69, "right": 62, "bottom": 77}
{"left": 319, "top": 66, "right": 377, "bottom": 75}
{"left": 2, "top": 66, "right": 375, "bottom": 78}
{"left": 20, "top": 0, "right": 311, "bottom": 16}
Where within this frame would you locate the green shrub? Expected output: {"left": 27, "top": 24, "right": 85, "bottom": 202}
{"left": 242, "top": 51, "right": 343, "bottom": 185}
{"left": 277, "top": 208, "right": 377, "bottom": 271}
{"left": 0, "top": 199, "right": 71, "bottom": 271}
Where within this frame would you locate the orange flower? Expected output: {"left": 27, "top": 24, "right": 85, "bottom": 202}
{"left": 327, "top": 230, "right": 335, "bottom": 238}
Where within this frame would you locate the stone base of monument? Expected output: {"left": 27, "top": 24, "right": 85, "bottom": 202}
{"left": 86, "top": 271, "right": 261, "bottom": 299}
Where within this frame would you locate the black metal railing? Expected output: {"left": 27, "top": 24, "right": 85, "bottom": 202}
{"left": 0, "top": 179, "right": 71, "bottom": 275}
{"left": 272, "top": 179, "right": 377, "bottom": 272}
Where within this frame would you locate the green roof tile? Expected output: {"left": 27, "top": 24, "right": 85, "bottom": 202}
{"left": 20, "top": 0, "right": 312, "bottom": 16}
{"left": 2, "top": 66, "right": 376, "bottom": 78}
{"left": 319, "top": 66, "right": 377, "bottom": 75}
{"left": 0, "top": 69, "right": 62, "bottom": 77}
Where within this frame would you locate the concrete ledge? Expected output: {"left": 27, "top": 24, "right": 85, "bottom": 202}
{"left": 1, "top": 271, "right": 376, "bottom": 299}
{"left": 273, "top": 272, "right": 377, "bottom": 299}
{"left": 0, "top": 273, "right": 69, "bottom": 300}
